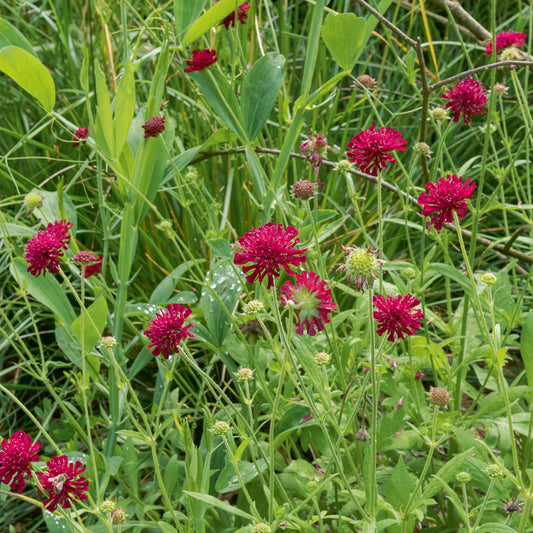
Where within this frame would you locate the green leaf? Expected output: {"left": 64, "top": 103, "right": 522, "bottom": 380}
{"left": 93, "top": 59, "right": 115, "bottom": 158}
{"left": 0, "top": 46, "right": 55, "bottom": 111}
{"left": 386, "top": 455, "right": 414, "bottom": 510}
{"left": 189, "top": 69, "right": 246, "bottom": 140}
{"left": 113, "top": 60, "right": 136, "bottom": 160}
{"left": 241, "top": 53, "right": 285, "bottom": 141}
{"left": 174, "top": 0, "right": 208, "bottom": 37}
{"left": 520, "top": 312, "right": 533, "bottom": 402}
{"left": 150, "top": 260, "right": 199, "bottom": 304}
{"left": 0, "top": 17, "right": 37, "bottom": 56}
{"left": 10, "top": 258, "right": 76, "bottom": 327}
{"left": 183, "top": 491, "right": 255, "bottom": 520}
{"left": 477, "top": 524, "right": 521, "bottom": 533}
{"left": 71, "top": 296, "right": 108, "bottom": 354}
{"left": 215, "top": 459, "right": 267, "bottom": 493}
{"left": 2, "top": 223, "right": 34, "bottom": 237}
{"left": 207, "top": 238, "right": 233, "bottom": 258}
{"left": 182, "top": 0, "right": 242, "bottom": 45}
{"left": 42, "top": 509, "right": 73, "bottom": 533}
{"left": 321, "top": 13, "right": 366, "bottom": 71}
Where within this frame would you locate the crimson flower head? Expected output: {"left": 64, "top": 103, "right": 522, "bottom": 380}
{"left": 442, "top": 77, "right": 487, "bottom": 124}
{"left": 234, "top": 222, "right": 307, "bottom": 288}
{"left": 373, "top": 293, "right": 423, "bottom": 342}
{"left": 72, "top": 127, "right": 88, "bottom": 147}
{"left": 346, "top": 126, "right": 406, "bottom": 176}
{"left": 418, "top": 174, "right": 476, "bottom": 231}
{"left": 144, "top": 304, "right": 194, "bottom": 359}
{"left": 0, "top": 430, "right": 41, "bottom": 493}
{"left": 485, "top": 31, "right": 527, "bottom": 55}
{"left": 37, "top": 455, "right": 89, "bottom": 512}
{"left": 25, "top": 220, "right": 72, "bottom": 277}
{"left": 142, "top": 116, "right": 165, "bottom": 138}
{"left": 72, "top": 251, "right": 102, "bottom": 278}
{"left": 184, "top": 49, "right": 217, "bottom": 73}
{"left": 218, "top": 2, "right": 250, "bottom": 29}
{"left": 280, "top": 271, "right": 338, "bottom": 336}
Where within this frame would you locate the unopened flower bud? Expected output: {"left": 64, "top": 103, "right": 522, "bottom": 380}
{"left": 236, "top": 367, "right": 254, "bottom": 381}
{"left": 429, "top": 387, "right": 449, "bottom": 406}
{"left": 111, "top": 508, "right": 126, "bottom": 524}
{"left": 292, "top": 180, "right": 315, "bottom": 200}
{"left": 493, "top": 83, "right": 508, "bottom": 95}
{"left": 72, "top": 251, "right": 99, "bottom": 266}
{"left": 100, "top": 336, "right": 117, "bottom": 348}
{"left": 456, "top": 471, "right": 471, "bottom": 483}
{"left": 213, "top": 421, "right": 230, "bottom": 436}
{"left": 430, "top": 107, "right": 448, "bottom": 121}
{"left": 101, "top": 500, "right": 115, "bottom": 513}
{"left": 485, "top": 464, "right": 505, "bottom": 479}
{"left": 253, "top": 524, "right": 271, "bottom": 533}
{"left": 480, "top": 272, "right": 497, "bottom": 284}
{"left": 335, "top": 159, "right": 353, "bottom": 172}
{"left": 24, "top": 193, "right": 43, "bottom": 213}
{"left": 244, "top": 300, "right": 264, "bottom": 315}
{"left": 314, "top": 351, "right": 330, "bottom": 366}
{"left": 413, "top": 142, "right": 431, "bottom": 157}
{"left": 356, "top": 74, "right": 377, "bottom": 89}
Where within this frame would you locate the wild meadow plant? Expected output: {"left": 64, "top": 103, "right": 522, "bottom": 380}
{"left": 1, "top": 0, "right": 533, "bottom": 531}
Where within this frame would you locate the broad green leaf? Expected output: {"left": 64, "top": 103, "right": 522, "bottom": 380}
{"left": 182, "top": 0, "right": 242, "bottom": 45}
{"left": 477, "top": 524, "right": 522, "bottom": 533}
{"left": 241, "top": 53, "right": 285, "bottom": 140}
{"left": 321, "top": 13, "right": 366, "bottom": 71}
{"left": 199, "top": 261, "right": 242, "bottom": 348}
{"left": 0, "top": 17, "right": 36, "bottom": 56}
{"left": 183, "top": 491, "right": 255, "bottom": 520}
{"left": 71, "top": 296, "right": 108, "bottom": 353}
{"left": 215, "top": 459, "right": 267, "bottom": 493}
{"left": 113, "top": 60, "right": 136, "bottom": 160}
{"left": 386, "top": 456, "right": 414, "bottom": 510}
{"left": 150, "top": 260, "right": 199, "bottom": 304}
{"left": 189, "top": 69, "right": 246, "bottom": 140}
{"left": 42, "top": 509, "right": 73, "bottom": 533}
{"left": 174, "top": 0, "right": 208, "bottom": 37}
{"left": 2, "top": 223, "right": 34, "bottom": 237}
{"left": 10, "top": 258, "right": 76, "bottom": 327}
{"left": 234, "top": 437, "right": 252, "bottom": 462}
{"left": 207, "top": 238, "right": 233, "bottom": 258}
{"left": 93, "top": 60, "right": 115, "bottom": 158}
{"left": 520, "top": 312, "right": 533, "bottom": 402}
{"left": 0, "top": 46, "right": 55, "bottom": 111}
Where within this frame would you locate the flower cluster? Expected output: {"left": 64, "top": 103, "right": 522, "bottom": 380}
{"left": 144, "top": 304, "right": 195, "bottom": 359}
{"left": 280, "top": 271, "right": 338, "bottom": 336}
{"left": 0, "top": 430, "right": 41, "bottom": 493}
{"left": 234, "top": 222, "right": 307, "bottom": 288}
{"left": 373, "top": 294, "right": 423, "bottom": 342}
{"left": 24, "top": 220, "right": 72, "bottom": 277}
{"left": 346, "top": 126, "right": 407, "bottom": 176}
{"left": 142, "top": 116, "right": 165, "bottom": 138}
{"left": 417, "top": 174, "right": 476, "bottom": 231}
{"left": 38, "top": 455, "right": 89, "bottom": 512}
{"left": 218, "top": 1, "right": 250, "bottom": 29}
{"left": 442, "top": 77, "right": 487, "bottom": 124}
{"left": 72, "top": 126, "right": 88, "bottom": 147}
{"left": 299, "top": 133, "right": 327, "bottom": 174}
{"left": 184, "top": 49, "right": 218, "bottom": 73}
{"left": 485, "top": 31, "right": 527, "bottom": 55}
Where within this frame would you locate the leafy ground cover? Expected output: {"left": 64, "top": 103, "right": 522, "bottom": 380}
{"left": 1, "top": 0, "right": 533, "bottom": 531}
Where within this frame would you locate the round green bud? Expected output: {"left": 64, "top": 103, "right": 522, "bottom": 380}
{"left": 100, "top": 336, "right": 117, "bottom": 348}
{"left": 485, "top": 464, "right": 505, "bottom": 479}
{"left": 111, "top": 508, "right": 126, "bottom": 524}
{"left": 156, "top": 220, "right": 173, "bottom": 232}
{"left": 253, "top": 523, "right": 271, "bottom": 533}
{"left": 24, "top": 192, "right": 43, "bottom": 211}
{"left": 213, "top": 421, "right": 230, "bottom": 436}
{"left": 413, "top": 142, "right": 431, "bottom": 157}
{"left": 100, "top": 500, "right": 115, "bottom": 513}
{"left": 456, "top": 471, "right": 471, "bottom": 483}
{"left": 480, "top": 272, "right": 497, "bottom": 285}
{"left": 335, "top": 159, "right": 353, "bottom": 172}
{"left": 430, "top": 107, "right": 448, "bottom": 121}
{"left": 314, "top": 351, "right": 330, "bottom": 366}
{"left": 244, "top": 300, "right": 264, "bottom": 315}
{"left": 236, "top": 367, "right": 254, "bottom": 381}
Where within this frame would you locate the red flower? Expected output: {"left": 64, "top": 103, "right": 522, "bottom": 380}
{"left": 219, "top": 2, "right": 250, "bottom": 29}
{"left": 142, "top": 116, "right": 165, "bottom": 138}
{"left": 442, "top": 77, "right": 487, "bottom": 124}
{"left": 346, "top": 126, "right": 406, "bottom": 176}
{"left": 234, "top": 222, "right": 307, "bottom": 288}
{"left": 280, "top": 271, "right": 338, "bottom": 336}
{"left": 373, "top": 294, "right": 423, "bottom": 342}
{"left": 72, "top": 251, "right": 102, "bottom": 278}
{"left": 72, "top": 127, "right": 88, "bottom": 147}
{"left": 24, "top": 220, "right": 72, "bottom": 277}
{"left": 485, "top": 31, "right": 527, "bottom": 55}
{"left": 417, "top": 174, "right": 476, "bottom": 231}
{"left": 0, "top": 430, "right": 41, "bottom": 493}
{"left": 184, "top": 49, "right": 217, "bottom": 73}
{"left": 144, "top": 304, "right": 194, "bottom": 359}
{"left": 37, "top": 455, "right": 89, "bottom": 512}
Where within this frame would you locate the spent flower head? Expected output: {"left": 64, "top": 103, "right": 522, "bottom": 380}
{"left": 418, "top": 174, "right": 476, "bottom": 231}
{"left": 299, "top": 133, "right": 327, "bottom": 174}
{"left": 340, "top": 245, "right": 383, "bottom": 293}
{"left": 184, "top": 49, "right": 217, "bottom": 73}
{"left": 234, "top": 222, "right": 307, "bottom": 288}
{"left": 144, "top": 304, "right": 194, "bottom": 359}
{"left": 280, "top": 271, "right": 338, "bottom": 336}
{"left": 0, "top": 430, "right": 41, "bottom": 493}
{"left": 442, "top": 77, "right": 487, "bottom": 124}
{"left": 37, "top": 455, "right": 89, "bottom": 512}
{"left": 429, "top": 387, "right": 449, "bottom": 406}
{"left": 355, "top": 428, "right": 370, "bottom": 441}
{"left": 346, "top": 125, "right": 407, "bottom": 176}
{"left": 373, "top": 294, "right": 423, "bottom": 343}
